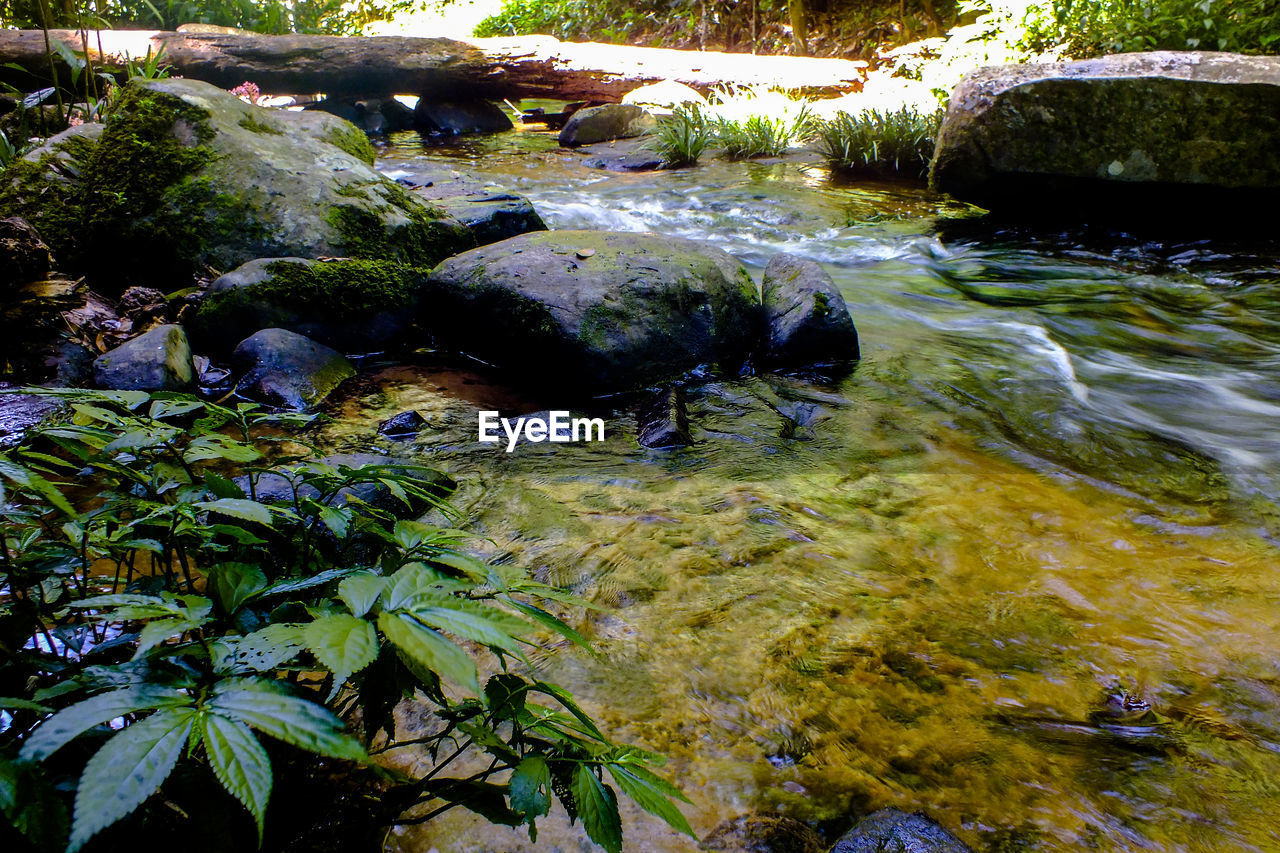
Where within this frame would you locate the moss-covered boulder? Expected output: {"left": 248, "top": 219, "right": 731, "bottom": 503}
{"left": 761, "top": 252, "right": 859, "bottom": 368}
{"left": 558, "top": 104, "right": 655, "bottom": 147}
{"left": 931, "top": 52, "right": 1280, "bottom": 216}
{"left": 425, "top": 230, "right": 762, "bottom": 392}
{"left": 93, "top": 324, "right": 195, "bottom": 391}
{"left": 232, "top": 328, "right": 355, "bottom": 411}
{"left": 0, "top": 78, "right": 473, "bottom": 288}
{"left": 191, "top": 258, "right": 429, "bottom": 354}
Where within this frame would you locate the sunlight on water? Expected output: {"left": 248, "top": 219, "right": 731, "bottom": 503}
{"left": 338, "top": 131, "right": 1280, "bottom": 851}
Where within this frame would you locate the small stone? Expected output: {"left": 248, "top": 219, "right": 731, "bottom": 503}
{"left": 93, "top": 324, "right": 196, "bottom": 391}
{"left": 831, "top": 808, "right": 972, "bottom": 853}
{"left": 378, "top": 410, "right": 428, "bottom": 439}
{"left": 576, "top": 248, "right": 595, "bottom": 259}
{"left": 232, "top": 328, "right": 355, "bottom": 411}
{"left": 637, "top": 387, "right": 691, "bottom": 449}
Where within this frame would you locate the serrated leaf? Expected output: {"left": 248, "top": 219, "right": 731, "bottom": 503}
{"left": 207, "top": 563, "right": 267, "bottom": 615}
{"left": 134, "top": 615, "right": 210, "bottom": 659}
{"left": 199, "top": 713, "right": 271, "bottom": 841}
{"left": 210, "top": 623, "right": 304, "bottom": 674}
{"left": 252, "top": 568, "right": 353, "bottom": 599}
{"left": 302, "top": 613, "right": 378, "bottom": 693}
{"left": 207, "top": 678, "right": 366, "bottom": 762}
{"left": 503, "top": 598, "right": 592, "bottom": 651}
{"left": 607, "top": 764, "right": 695, "bottom": 837}
{"left": 509, "top": 756, "right": 551, "bottom": 820}
{"left": 202, "top": 471, "right": 245, "bottom": 500}
{"left": 380, "top": 563, "right": 458, "bottom": 611}
{"left": 338, "top": 572, "right": 386, "bottom": 618}
{"left": 149, "top": 399, "right": 204, "bottom": 421}
{"left": 194, "top": 498, "right": 274, "bottom": 526}
{"left": 68, "top": 707, "right": 195, "bottom": 852}
{"left": 571, "top": 765, "right": 622, "bottom": 853}
{"left": 0, "top": 457, "right": 75, "bottom": 517}
{"left": 377, "top": 611, "right": 478, "bottom": 694}
{"left": 319, "top": 505, "right": 352, "bottom": 539}
{"left": 19, "top": 685, "right": 192, "bottom": 762}
{"left": 400, "top": 593, "right": 531, "bottom": 652}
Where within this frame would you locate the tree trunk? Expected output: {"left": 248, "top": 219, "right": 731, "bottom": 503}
{"left": 0, "top": 29, "right": 866, "bottom": 102}
{"left": 790, "top": 0, "right": 810, "bottom": 57}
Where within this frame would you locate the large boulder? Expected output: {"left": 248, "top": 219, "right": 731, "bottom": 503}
{"left": 232, "top": 328, "right": 355, "bottom": 411}
{"left": 931, "top": 52, "right": 1280, "bottom": 215}
{"left": 93, "top": 324, "right": 196, "bottom": 391}
{"left": 831, "top": 808, "right": 971, "bottom": 853}
{"left": 0, "top": 217, "right": 52, "bottom": 291}
{"left": 761, "top": 253, "right": 859, "bottom": 368}
{"left": 425, "top": 230, "right": 762, "bottom": 392}
{"left": 559, "top": 104, "right": 656, "bottom": 147}
{"left": 0, "top": 78, "right": 472, "bottom": 288}
{"left": 191, "top": 258, "right": 430, "bottom": 354}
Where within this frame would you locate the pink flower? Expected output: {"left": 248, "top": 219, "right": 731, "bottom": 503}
{"left": 68, "top": 113, "right": 85, "bottom": 127}
{"left": 230, "top": 81, "right": 262, "bottom": 104}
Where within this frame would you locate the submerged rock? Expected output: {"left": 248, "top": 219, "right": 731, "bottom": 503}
{"left": 0, "top": 78, "right": 472, "bottom": 288}
{"left": 636, "top": 386, "right": 692, "bottom": 448}
{"left": 931, "top": 52, "right": 1280, "bottom": 217}
{"left": 192, "top": 258, "right": 430, "bottom": 354}
{"left": 93, "top": 324, "right": 196, "bottom": 391}
{"left": 702, "top": 813, "right": 825, "bottom": 853}
{"left": 414, "top": 98, "right": 514, "bottom": 134}
{"left": 393, "top": 163, "right": 546, "bottom": 245}
{"left": 761, "top": 253, "right": 859, "bottom": 368}
{"left": 559, "top": 104, "right": 656, "bottom": 147}
{"left": 425, "top": 230, "right": 762, "bottom": 392}
{"left": 378, "top": 410, "right": 429, "bottom": 439}
{"left": 831, "top": 808, "right": 971, "bottom": 853}
{"left": 232, "top": 328, "right": 355, "bottom": 411}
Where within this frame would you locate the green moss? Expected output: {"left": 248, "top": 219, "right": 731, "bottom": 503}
{"left": 327, "top": 190, "right": 471, "bottom": 268}
{"left": 323, "top": 123, "right": 377, "bottom": 165}
{"left": 238, "top": 114, "right": 284, "bottom": 135}
{"left": 193, "top": 259, "right": 429, "bottom": 350}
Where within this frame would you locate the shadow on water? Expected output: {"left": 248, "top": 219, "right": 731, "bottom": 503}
{"left": 342, "top": 130, "right": 1280, "bottom": 852}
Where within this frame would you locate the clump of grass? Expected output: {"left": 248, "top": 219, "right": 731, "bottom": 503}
{"left": 811, "top": 106, "right": 943, "bottom": 179}
{"left": 707, "top": 84, "right": 811, "bottom": 160}
{"left": 651, "top": 104, "right": 713, "bottom": 167}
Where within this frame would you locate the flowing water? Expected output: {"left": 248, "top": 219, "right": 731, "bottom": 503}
{"left": 326, "top": 130, "right": 1280, "bottom": 852}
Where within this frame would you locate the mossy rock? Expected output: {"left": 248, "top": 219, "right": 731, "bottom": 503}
{"left": 761, "top": 252, "right": 859, "bottom": 369}
{"left": 0, "top": 78, "right": 472, "bottom": 289}
{"left": 191, "top": 258, "right": 431, "bottom": 354}
{"left": 425, "top": 230, "right": 763, "bottom": 392}
{"left": 931, "top": 51, "right": 1280, "bottom": 217}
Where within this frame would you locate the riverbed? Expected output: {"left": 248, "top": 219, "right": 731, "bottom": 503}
{"left": 322, "top": 129, "right": 1280, "bottom": 852}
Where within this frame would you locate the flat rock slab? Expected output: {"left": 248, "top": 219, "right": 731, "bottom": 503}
{"left": 931, "top": 51, "right": 1280, "bottom": 217}
{"left": 389, "top": 163, "right": 547, "bottom": 245}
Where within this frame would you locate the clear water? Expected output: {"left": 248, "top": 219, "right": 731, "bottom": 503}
{"left": 326, "top": 129, "right": 1280, "bottom": 852}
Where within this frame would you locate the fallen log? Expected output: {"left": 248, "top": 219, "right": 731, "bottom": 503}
{"left": 0, "top": 29, "right": 866, "bottom": 102}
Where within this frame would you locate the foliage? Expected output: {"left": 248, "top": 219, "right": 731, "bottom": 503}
{"left": 811, "top": 106, "right": 942, "bottom": 177}
{"left": 1026, "top": 0, "right": 1280, "bottom": 56}
{"left": 474, "top": 0, "right": 696, "bottom": 43}
{"left": 0, "top": 389, "right": 692, "bottom": 852}
{"left": 0, "top": 129, "right": 19, "bottom": 170}
{"left": 0, "top": 0, "right": 411, "bottom": 34}
{"left": 706, "top": 85, "right": 812, "bottom": 160}
{"left": 650, "top": 105, "right": 712, "bottom": 168}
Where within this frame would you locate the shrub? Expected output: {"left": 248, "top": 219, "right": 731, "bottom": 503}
{"left": 0, "top": 389, "right": 692, "bottom": 852}
{"left": 811, "top": 106, "right": 943, "bottom": 178}
{"left": 1027, "top": 0, "right": 1280, "bottom": 56}
{"left": 651, "top": 104, "right": 713, "bottom": 167}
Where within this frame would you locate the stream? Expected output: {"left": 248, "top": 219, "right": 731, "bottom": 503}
{"left": 321, "top": 128, "right": 1280, "bottom": 852}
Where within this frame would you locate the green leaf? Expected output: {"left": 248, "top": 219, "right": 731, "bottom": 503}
{"left": 68, "top": 707, "right": 195, "bottom": 852}
{"left": 149, "top": 399, "right": 204, "bottom": 420}
{"left": 207, "top": 563, "right": 268, "bottom": 615}
{"left": 571, "top": 765, "right": 622, "bottom": 853}
{"left": 252, "top": 568, "right": 353, "bottom": 599}
{"left": 377, "top": 611, "right": 478, "bottom": 694}
{"left": 319, "top": 505, "right": 352, "bottom": 539}
{"left": 19, "top": 685, "right": 192, "bottom": 762}
{"left": 0, "top": 696, "right": 52, "bottom": 713}
{"left": 202, "top": 471, "right": 245, "bottom": 500}
{"left": 607, "top": 764, "right": 695, "bottom": 837}
{"left": 338, "top": 572, "right": 386, "bottom": 618}
{"left": 0, "top": 456, "right": 74, "bottom": 517}
{"left": 199, "top": 713, "right": 272, "bottom": 842}
{"left": 400, "top": 593, "right": 532, "bottom": 653}
{"left": 194, "top": 499, "right": 273, "bottom": 526}
{"left": 509, "top": 756, "right": 551, "bottom": 820}
{"left": 381, "top": 563, "right": 461, "bottom": 611}
{"left": 302, "top": 613, "right": 378, "bottom": 692}
{"left": 503, "top": 598, "right": 592, "bottom": 651}
{"left": 210, "top": 624, "right": 304, "bottom": 674}
{"left": 207, "top": 679, "right": 366, "bottom": 762}
{"left": 530, "top": 681, "right": 607, "bottom": 742}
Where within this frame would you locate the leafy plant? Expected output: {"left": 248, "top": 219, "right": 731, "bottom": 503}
{"left": 811, "top": 106, "right": 943, "bottom": 178}
{"left": 1026, "top": 0, "right": 1280, "bottom": 56}
{"left": 0, "top": 389, "right": 692, "bottom": 852}
{"left": 0, "top": 129, "right": 19, "bottom": 169}
{"left": 124, "top": 45, "right": 171, "bottom": 81}
{"left": 650, "top": 104, "right": 712, "bottom": 167}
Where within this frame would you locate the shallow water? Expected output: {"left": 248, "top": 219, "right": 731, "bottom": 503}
{"left": 328, "top": 129, "right": 1280, "bottom": 852}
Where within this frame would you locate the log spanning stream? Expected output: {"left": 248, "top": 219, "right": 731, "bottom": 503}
{"left": 320, "top": 129, "right": 1280, "bottom": 852}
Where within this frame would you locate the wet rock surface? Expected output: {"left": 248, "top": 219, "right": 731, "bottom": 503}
{"left": 92, "top": 324, "right": 196, "bottom": 391}
{"left": 761, "top": 252, "right": 860, "bottom": 368}
{"left": 559, "top": 103, "right": 656, "bottom": 146}
{"left": 830, "top": 809, "right": 971, "bottom": 853}
{"left": 232, "top": 328, "right": 356, "bottom": 411}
